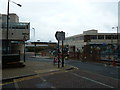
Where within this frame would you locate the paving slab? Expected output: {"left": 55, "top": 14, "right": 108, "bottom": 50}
{"left": 2, "top": 61, "right": 74, "bottom": 80}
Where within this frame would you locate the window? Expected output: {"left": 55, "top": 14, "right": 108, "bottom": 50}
{"left": 105, "top": 35, "right": 111, "bottom": 39}
{"left": 84, "top": 35, "right": 91, "bottom": 42}
{"left": 2, "top": 22, "right": 29, "bottom": 29}
{"left": 90, "top": 35, "right": 97, "bottom": 39}
{"left": 79, "top": 36, "right": 84, "bottom": 40}
{"left": 112, "top": 35, "right": 117, "bottom": 39}
{"left": 98, "top": 35, "right": 104, "bottom": 39}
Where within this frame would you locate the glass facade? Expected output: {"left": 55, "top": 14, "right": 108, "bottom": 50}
{"left": 2, "top": 22, "right": 29, "bottom": 29}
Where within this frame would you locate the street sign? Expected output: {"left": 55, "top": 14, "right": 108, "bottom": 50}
{"left": 55, "top": 31, "right": 65, "bottom": 40}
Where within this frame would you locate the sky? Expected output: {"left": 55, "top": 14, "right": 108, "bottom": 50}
{"left": 0, "top": 0, "right": 119, "bottom": 42}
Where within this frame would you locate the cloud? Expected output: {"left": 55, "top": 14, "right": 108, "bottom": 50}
{"left": 1, "top": 0, "right": 118, "bottom": 42}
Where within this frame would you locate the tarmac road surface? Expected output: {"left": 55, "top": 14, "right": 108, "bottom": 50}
{"left": 3, "top": 53, "right": 118, "bottom": 89}
{"left": 26, "top": 56, "right": 120, "bottom": 79}
{"left": 2, "top": 68, "right": 120, "bottom": 88}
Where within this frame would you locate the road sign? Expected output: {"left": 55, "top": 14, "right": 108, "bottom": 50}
{"left": 55, "top": 31, "right": 65, "bottom": 40}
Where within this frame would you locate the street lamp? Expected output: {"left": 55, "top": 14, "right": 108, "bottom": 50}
{"left": 6, "top": 0, "right": 22, "bottom": 53}
{"left": 32, "top": 28, "right": 36, "bottom": 56}
{"left": 10, "top": 1, "right": 22, "bottom": 7}
{"left": 32, "top": 28, "right": 35, "bottom": 42}
{"left": 112, "top": 26, "right": 119, "bottom": 47}
{"left": 112, "top": 26, "right": 120, "bottom": 58}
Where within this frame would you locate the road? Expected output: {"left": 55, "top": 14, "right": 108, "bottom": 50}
{"left": 26, "top": 55, "right": 120, "bottom": 79}
{"left": 66, "top": 60, "right": 120, "bottom": 79}
{"left": 2, "top": 55, "right": 120, "bottom": 89}
{"left": 2, "top": 66, "right": 119, "bottom": 88}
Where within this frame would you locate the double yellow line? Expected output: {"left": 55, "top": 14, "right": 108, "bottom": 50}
{"left": 0, "top": 75, "right": 40, "bottom": 86}
{"left": 1, "top": 67, "right": 78, "bottom": 86}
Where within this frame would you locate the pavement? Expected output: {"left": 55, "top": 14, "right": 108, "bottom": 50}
{"left": 2, "top": 59, "right": 75, "bottom": 81}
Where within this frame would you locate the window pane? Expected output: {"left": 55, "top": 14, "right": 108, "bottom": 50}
{"left": 90, "top": 35, "right": 97, "bottom": 39}
{"left": 98, "top": 35, "right": 104, "bottom": 39}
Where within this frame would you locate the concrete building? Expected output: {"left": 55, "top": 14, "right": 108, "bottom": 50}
{"left": 1, "top": 13, "right": 30, "bottom": 54}
{"left": 64, "top": 30, "right": 119, "bottom": 52}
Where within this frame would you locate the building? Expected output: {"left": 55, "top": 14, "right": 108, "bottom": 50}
{"left": 26, "top": 42, "right": 57, "bottom": 47}
{"left": 26, "top": 41, "right": 57, "bottom": 52}
{"left": 62, "top": 30, "right": 120, "bottom": 61}
{"left": 1, "top": 13, "right": 30, "bottom": 66}
{"left": 25, "top": 41, "right": 57, "bottom": 56}
{"left": 64, "top": 30, "right": 118, "bottom": 52}
{"left": 1, "top": 13, "right": 30, "bottom": 54}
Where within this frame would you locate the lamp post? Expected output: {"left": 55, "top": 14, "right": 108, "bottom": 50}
{"left": 32, "top": 28, "right": 36, "bottom": 56}
{"left": 32, "top": 28, "right": 35, "bottom": 42}
{"left": 112, "top": 26, "right": 120, "bottom": 58}
{"left": 6, "top": 0, "right": 22, "bottom": 53}
{"left": 112, "top": 26, "right": 119, "bottom": 47}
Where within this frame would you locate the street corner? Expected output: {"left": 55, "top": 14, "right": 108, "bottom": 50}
{"left": 34, "top": 68, "right": 60, "bottom": 74}
{"left": 34, "top": 64, "right": 79, "bottom": 76}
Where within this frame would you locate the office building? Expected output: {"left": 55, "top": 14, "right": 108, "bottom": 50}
{"left": 0, "top": 13, "right": 30, "bottom": 54}
{"left": 64, "top": 30, "right": 118, "bottom": 52}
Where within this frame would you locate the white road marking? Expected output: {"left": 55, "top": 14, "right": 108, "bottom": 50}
{"left": 41, "top": 77, "right": 46, "bottom": 82}
{"left": 71, "top": 73, "right": 114, "bottom": 88}
{"left": 14, "top": 79, "right": 20, "bottom": 90}
{"left": 51, "top": 86, "right": 56, "bottom": 88}
{"left": 41, "top": 77, "right": 56, "bottom": 89}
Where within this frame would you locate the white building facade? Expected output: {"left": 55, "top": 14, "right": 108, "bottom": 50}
{"left": 64, "top": 30, "right": 119, "bottom": 52}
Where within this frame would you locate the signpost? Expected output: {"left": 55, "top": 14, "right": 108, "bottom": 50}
{"left": 55, "top": 31, "right": 65, "bottom": 68}
{"left": 55, "top": 31, "right": 65, "bottom": 41}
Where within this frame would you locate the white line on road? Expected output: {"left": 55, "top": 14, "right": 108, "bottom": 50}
{"left": 14, "top": 79, "right": 20, "bottom": 90}
{"left": 51, "top": 86, "right": 56, "bottom": 89}
{"left": 41, "top": 77, "right": 47, "bottom": 82}
{"left": 71, "top": 73, "right": 114, "bottom": 88}
{"left": 41, "top": 77, "right": 56, "bottom": 89}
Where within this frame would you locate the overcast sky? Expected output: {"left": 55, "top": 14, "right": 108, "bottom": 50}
{"left": 1, "top": 0, "right": 119, "bottom": 42}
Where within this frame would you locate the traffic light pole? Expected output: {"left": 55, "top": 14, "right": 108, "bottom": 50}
{"left": 62, "top": 40, "right": 64, "bottom": 67}
{"left": 55, "top": 31, "right": 65, "bottom": 68}
{"left": 58, "top": 40, "right": 60, "bottom": 68}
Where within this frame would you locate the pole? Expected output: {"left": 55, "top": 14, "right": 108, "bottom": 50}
{"left": 24, "top": 39, "right": 25, "bottom": 62}
{"left": 62, "top": 40, "right": 64, "bottom": 67}
{"left": 58, "top": 40, "right": 60, "bottom": 68}
{"left": 34, "top": 28, "right": 35, "bottom": 42}
{"left": 32, "top": 28, "right": 36, "bottom": 57}
{"left": 35, "top": 42, "right": 36, "bottom": 56}
{"left": 6, "top": 0, "right": 10, "bottom": 53}
{"left": 117, "top": 27, "right": 118, "bottom": 47}
{"left": 34, "top": 29, "right": 36, "bottom": 57}
{"left": 117, "top": 27, "right": 120, "bottom": 58}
